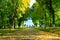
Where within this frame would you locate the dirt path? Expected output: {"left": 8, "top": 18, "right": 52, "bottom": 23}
{"left": 0, "top": 28, "right": 60, "bottom": 40}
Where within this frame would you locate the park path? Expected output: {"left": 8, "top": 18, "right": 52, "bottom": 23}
{"left": 0, "top": 28, "right": 60, "bottom": 40}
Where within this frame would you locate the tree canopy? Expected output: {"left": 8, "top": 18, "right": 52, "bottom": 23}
{"left": 0, "top": 0, "right": 60, "bottom": 29}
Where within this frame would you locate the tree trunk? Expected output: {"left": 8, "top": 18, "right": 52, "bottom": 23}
{"left": 18, "top": 17, "right": 23, "bottom": 28}
{"left": 49, "top": 0, "right": 55, "bottom": 27}
{"left": 46, "top": 0, "right": 55, "bottom": 27}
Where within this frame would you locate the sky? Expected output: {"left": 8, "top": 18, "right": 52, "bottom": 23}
{"left": 29, "top": 0, "right": 36, "bottom": 8}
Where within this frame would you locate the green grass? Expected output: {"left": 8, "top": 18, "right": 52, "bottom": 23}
{"left": 0, "top": 28, "right": 31, "bottom": 36}
{"left": 0, "top": 27, "right": 60, "bottom": 36}
{"left": 0, "top": 28, "right": 23, "bottom": 36}
{"left": 36, "top": 27, "right": 60, "bottom": 35}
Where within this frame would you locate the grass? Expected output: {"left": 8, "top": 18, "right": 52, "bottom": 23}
{"left": 36, "top": 27, "right": 60, "bottom": 35}
{"left": 0, "top": 28, "right": 32, "bottom": 36}
{"left": 0, "top": 27, "right": 60, "bottom": 36}
{"left": 0, "top": 28, "right": 23, "bottom": 36}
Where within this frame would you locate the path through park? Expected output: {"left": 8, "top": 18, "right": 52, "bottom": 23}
{"left": 0, "top": 28, "right": 60, "bottom": 40}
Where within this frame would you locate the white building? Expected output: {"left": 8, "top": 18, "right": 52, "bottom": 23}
{"left": 24, "top": 18, "right": 34, "bottom": 28}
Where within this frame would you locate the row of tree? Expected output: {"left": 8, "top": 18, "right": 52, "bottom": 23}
{"left": 26, "top": 0, "right": 60, "bottom": 27}
{"left": 0, "top": 0, "right": 60, "bottom": 29}
{"left": 0, "top": 0, "right": 30, "bottom": 28}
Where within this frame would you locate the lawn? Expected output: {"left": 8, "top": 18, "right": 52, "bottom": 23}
{"left": 36, "top": 27, "right": 60, "bottom": 35}
{"left": 0, "top": 28, "right": 23, "bottom": 36}
{"left": 0, "top": 27, "right": 60, "bottom": 36}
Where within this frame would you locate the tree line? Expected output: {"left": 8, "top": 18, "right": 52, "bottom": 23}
{"left": 0, "top": 0, "right": 60, "bottom": 29}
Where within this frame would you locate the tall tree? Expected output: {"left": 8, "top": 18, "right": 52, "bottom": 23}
{"left": 16, "top": 0, "right": 31, "bottom": 28}
{"left": 46, "top": 0, "right": 55, "bottom": 27}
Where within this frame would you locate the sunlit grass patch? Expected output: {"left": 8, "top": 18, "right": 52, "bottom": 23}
{"left": 36, "top": 27, "right": 60, "bottom": 35}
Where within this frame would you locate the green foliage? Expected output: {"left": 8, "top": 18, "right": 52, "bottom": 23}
{"left": 0, "top": 0, "right": 30, "bottom": 28}
{"left": 0, "top": 0, "right": 60, "bottom": 29}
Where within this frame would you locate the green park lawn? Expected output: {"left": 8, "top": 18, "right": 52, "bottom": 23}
{"left": 36, "top": 27, "right": 60, "bottom": 35}
{"left": 0, "top": 27, "right": 60, "bottom": 36}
